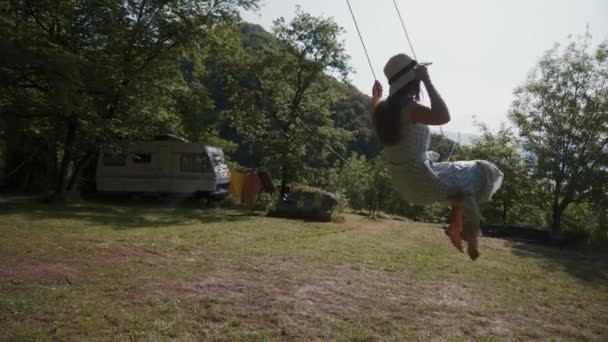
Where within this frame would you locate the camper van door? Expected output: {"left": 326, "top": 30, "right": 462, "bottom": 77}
{"left": 157, "top": 144, "right": 172, "bottom": 192}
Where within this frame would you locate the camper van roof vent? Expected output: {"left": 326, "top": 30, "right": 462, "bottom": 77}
{"left": 154, "top": 134, "right": 187, "bottom": 142}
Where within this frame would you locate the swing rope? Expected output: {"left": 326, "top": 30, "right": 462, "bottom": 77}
{"left": 391, "top": 0, "right": 453, "bottom": 157}
{"left": 268, "top": 0, "right": 461, "bottom": 179}
{"left": 391, "top": 0, "right": 418, "bottom": 61}
{"left": 345, "top": 0, "right": 377, "bottom": 80}
{"left": 346, "top": 0, "right": 458, "bottom": 161}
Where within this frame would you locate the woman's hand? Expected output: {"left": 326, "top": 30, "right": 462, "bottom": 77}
{"left": 372, "top": 80, "right": 383, "bottom": 108}
{"left": 409, "top": 64, "right": 450, "bottom": 125}
{"left": 415, "top": 65, "right": 430, "bottom": 83}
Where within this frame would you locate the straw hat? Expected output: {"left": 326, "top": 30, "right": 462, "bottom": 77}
{"left": 384, "top": 53, "right": 418, "bottom": 97}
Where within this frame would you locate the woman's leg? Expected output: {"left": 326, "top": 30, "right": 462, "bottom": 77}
{"left": 462, "top": 221, "right": 480, "bottom": 260}
{"left": 448, "top": 205, "right": 464, "bottom": 252}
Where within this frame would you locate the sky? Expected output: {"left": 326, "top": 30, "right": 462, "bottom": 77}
{"left": 241, "top": 0, "right": 608, "bottom": 135}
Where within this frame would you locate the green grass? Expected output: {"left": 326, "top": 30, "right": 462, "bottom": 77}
{"left": 1, "top": 196, "right": 607, "bottom": 341}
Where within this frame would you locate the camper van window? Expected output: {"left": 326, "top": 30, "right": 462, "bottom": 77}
{"left": 132, "top": 153, "right": 152, "bottom": 164}
{"left": 103, "top": 153, "right": 126, "bottom": 166}
{"left": 181, "top": 154, "right": 209, "bottom": 172}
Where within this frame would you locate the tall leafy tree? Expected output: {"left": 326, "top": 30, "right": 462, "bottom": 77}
{"left": 330, "top": 82, "right": 381, "bottom": 159}
{"left": 458, "top": 124, "right": 541, "bottom": 225}
{"left": 227, "top": 9, "right": 352, "bottom": 193}
{"left": 177, "top": 22, "right": 250, "bottom": 154}
{"left": 509, "top": 34, "right": 608, "bottom": 232}
{"left": 0, "top": 0, "right": 258, "bottom": 196}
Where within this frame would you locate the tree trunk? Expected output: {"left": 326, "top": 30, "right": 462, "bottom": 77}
{"left": 279, "top": 162, "right": 289, "bottom": 199}
{"left": 4, "top": 111, "right": 26, "bottom": 189}
{"left": 66, "top": 152, "right": 96, "bottom": 194}
{"left": 551, "top": 207, "right": 560, "bottom": 232}
{"left": 551, "top": 201, "right": 570, "bottom": 233}
{"left": 46, "top": 133, "right": 59, "bottom": 192}
{"left": 55, "top": 120, "right": 78, "bottom": 199}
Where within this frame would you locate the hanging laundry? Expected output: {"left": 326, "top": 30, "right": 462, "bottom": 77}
{"left": 242, "top": 173, "right": 263, "bottom": 205}
{"left": 228, "top": 170, "right": 246, "bottom": 199}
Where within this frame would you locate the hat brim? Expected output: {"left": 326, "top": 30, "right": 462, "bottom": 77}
{"left": 388, "top": 70, "right": 417, "bottom": 97}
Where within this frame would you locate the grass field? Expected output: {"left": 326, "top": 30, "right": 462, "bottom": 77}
{"left": 1, "top": 197, "right": 607, "bottom": 341}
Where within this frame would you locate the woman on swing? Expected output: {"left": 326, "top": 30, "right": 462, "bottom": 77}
{"left": 371, "top": 54, "right": 503, "bottom": 260}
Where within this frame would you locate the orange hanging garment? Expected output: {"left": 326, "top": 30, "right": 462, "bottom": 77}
{"left": 242, "top": 173, "right": 263, "bottom": 205}
{"left": 228, "top": 171, "right": 246, "bottom": 199}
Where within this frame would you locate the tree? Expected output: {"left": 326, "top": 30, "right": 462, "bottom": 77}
{"left": 458, "top": 123, "right": 540, "bottom": 225}
{"left": 365, "top": 157, "right": 396, "bottom": 218}
{"left": 330, "top": 154, "right": 441, "bottom": 221}
{"left": 330, "top": 82, "right": 381, "bottom": 159}
{"left": 509, "top": 34, "right": 608, "bottom": 232}
{"left": 329, "top": 154, "right": 371, "bottom": 211}
{"left": 227, "top": 9, "right": 352, "bottom": 194}
{"left": 177, "top": 22, "right": 252, "bottom": 155}
{"left": 0, "top": 0, "right": 258, "bottom": 197}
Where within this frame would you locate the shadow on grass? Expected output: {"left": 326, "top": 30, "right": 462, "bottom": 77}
{"left": 0, "top": 195, "right": 255, "bottom": 230}
{"left": 510, "top": 241, "right": 608, "bottom": 286}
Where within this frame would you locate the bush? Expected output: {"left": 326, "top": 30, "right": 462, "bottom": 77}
{"left": 559, "top": 203, "right": 608, "bottom": 247}
{"left": 330, "top": 155, "right": 446, "bottom": 222}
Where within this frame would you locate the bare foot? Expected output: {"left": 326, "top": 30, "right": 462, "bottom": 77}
{"left": 467, "top": 247, "right": 480, "bottom": 261}
{"left": 462, "top": 222, "right": 480, "bottom": 261}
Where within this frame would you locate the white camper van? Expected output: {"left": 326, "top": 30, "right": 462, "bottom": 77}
{"left": 96, "top": 135, "right": 230, "bottom": 198}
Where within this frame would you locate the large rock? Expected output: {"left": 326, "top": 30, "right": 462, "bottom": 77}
{"left": 269, "top": 188, "right": 339, "bottom": 222}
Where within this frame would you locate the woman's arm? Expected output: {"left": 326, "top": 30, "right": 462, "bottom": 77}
{"left": 408, "top": 66, "right": 450, "bottom": 125}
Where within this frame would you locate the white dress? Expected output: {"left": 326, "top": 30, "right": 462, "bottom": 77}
{"left": 383, "top": 108, "right": 504, "bottom": 224}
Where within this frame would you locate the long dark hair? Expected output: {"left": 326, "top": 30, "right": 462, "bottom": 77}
{"left": 372, "top": 80, "right": 421, "bottom": 146}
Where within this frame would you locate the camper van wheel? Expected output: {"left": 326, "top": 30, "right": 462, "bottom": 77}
{"left": 156, "top": 192, "right": 170, "bottom": 203}
{"left": 194, "top": 192, "right": 211, "bottom": 206}
{"left": 193, "top": 191, "right": 206, "bottom": 200}
{"left": 128, "top": 192, "right": 141, "bottom": 201}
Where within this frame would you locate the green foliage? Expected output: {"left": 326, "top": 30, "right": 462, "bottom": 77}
{"left": 226, "top": 9, "right": 352, "bottom": 191}
{"left": 559, "top": 202, "right": 608, "bottom": 246}
{"left": 0, "top": 1, "right": 381, "bottom": 199}
{"left": 364, "top": 158, "right": 394, "bottom": 217}
{"left": 330, "top": 155, "right": 445, "bottom": 222}
{"left": 0, "top": 0, "right": 259, "bottom": 195}
{"left": 240, "top": 22, "right": 277, "bottom": 50}
{"left": 329, "top": 155, "right": 370, "bottom": 210}
{"left": 330, "top": 82, "right": 381, "bottom": 159}
{"left": 177, "top": 22, "right": 248, "bottom": 155}
{"left": 456, "top": 123, "right": 545, "bottom": 226}
{"left": 509, "top": 33, "right": 608, "bottom": 231}
{"left": 292, "top": 185, "right": 325, "bottom": 195}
